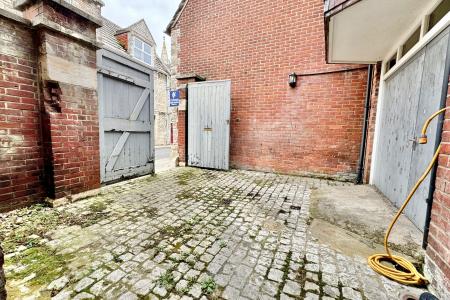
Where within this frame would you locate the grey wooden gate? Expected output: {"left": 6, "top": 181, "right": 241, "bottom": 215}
{"left": 97, "top": 49, "right": 154, "bottom": 183}
{"left": 373, "top": 28, "right": 450, "bottom": 230}
{"left": 188, "top": 80, "right": 231, "bottom": 170}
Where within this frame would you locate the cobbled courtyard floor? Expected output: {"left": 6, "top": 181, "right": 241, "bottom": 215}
{"left": 1, "top": 168, "right": 420, "bottom": 300}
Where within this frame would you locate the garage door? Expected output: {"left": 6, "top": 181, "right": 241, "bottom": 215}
{"left": 97, "top": 50, "right": 154, "bottom": 183}
{"left": 373, "top": 28, "right": 450, "bottom": 230}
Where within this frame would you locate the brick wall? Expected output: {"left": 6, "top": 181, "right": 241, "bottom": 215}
{"left": 363, "top": 63, "right": 382, "bottom": 183}
{"left": 115, "top": 32, "right": 128, "bottom": 51}
{"left": 0, "top": 16, "right": 45, "bottom": 211}
{"left": 1, "top": 0, "right": 101, "bottom": 210}
{"left": 38, "top": 26, "right": 100, "bottom": 199}
{"left": 171, "top": 0, "right": 368, "bottom": 179}
{"left": 177, "top": 110, "right": 186, "bottom": 163}
{"left": 425, "top": 77, "right": 450, "bottom": 298}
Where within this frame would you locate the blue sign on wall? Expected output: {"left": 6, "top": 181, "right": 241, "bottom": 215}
{"left": 170, "top": 90, "right": 180, "bottom": 107}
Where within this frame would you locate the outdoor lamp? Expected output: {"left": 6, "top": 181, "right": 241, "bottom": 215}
{"left": 289, "top": 72, "right": 298, "bottom": 88}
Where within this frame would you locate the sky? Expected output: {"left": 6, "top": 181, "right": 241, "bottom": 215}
{"left": 102, "top": 0, "right": 181, "bottom": 57}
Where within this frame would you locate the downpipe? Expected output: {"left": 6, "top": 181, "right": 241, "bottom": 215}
{"left": 356, "top": 65, "right": 374, "bottom": 184}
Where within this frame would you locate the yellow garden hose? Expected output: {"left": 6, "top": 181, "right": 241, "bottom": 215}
{"left": 368, "top": 107, "right": 449, "bottom": 286}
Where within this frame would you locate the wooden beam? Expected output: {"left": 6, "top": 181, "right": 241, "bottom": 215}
{"left": 104, "top": 118, "right": 151, "bottom": 132}
{"left": 130, "top": 89, "right": 151, "bottom": 121}
{"left": 105, "top": 88, "right": 150, "bottom": 172}
{"left": 98, "top": 68, "right": 151, "bottom": 89}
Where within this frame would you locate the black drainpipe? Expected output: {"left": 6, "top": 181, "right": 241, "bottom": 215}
{"left": 422, "top": 35, "right": 450, "bottom": 249}
{"left": 356, "top": 65, "right": 374, "bottom": 184}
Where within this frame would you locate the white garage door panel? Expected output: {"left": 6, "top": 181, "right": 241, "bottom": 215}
{"left": 373, "top": 28, "right": 450, "bottom": 230}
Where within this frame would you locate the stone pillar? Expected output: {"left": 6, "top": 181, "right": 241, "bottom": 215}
{"left": 15, "top": 0, "right": 103, "bottom": 200}
{"left": 0, "top": 245, "right": 5, "bottom": 300}
{"left": 175, "top": 75, "right": 205, "bottom": 165}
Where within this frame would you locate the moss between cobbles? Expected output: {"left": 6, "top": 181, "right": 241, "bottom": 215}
{"left": 88, "top": 201, "right": 108, "bottom": 213}
{"left": 142, "top": 207, "right": 158, "bottom": 218}
{"left": 295, "top": 256, "right": 342, "bottom": 300}
{"left": 0, "top": 204, "right": 109, "bottom": 254}
{"left": 176, "top": 168, "right": 200, "bottom": 186}
{"left": 7, "top": 245, "right": 74, "bottom": 286}
{"left": 276, "top": 251, "right": 292, "bottom": 299}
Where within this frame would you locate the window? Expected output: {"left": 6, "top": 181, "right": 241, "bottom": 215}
{"left": 133, "top": 37, "right": 152, "bottom": 65}
{"left": 429, "top": 0, "right": 450, "bottom": 31}
{"left": 402, "top": 27, "right": 420, "bottom": 57}
{"left": 385, "top": 54, "right": 397, "bottom": 73}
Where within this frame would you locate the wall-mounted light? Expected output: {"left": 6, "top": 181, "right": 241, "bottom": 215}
{"left": 289, "top": 72, "right": 298, "bottom": 88}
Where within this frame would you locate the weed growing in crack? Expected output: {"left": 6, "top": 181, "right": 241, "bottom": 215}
{"left": 200, "top": 277, "right": 217, "bottom": 295}
{"left": 156, "top": 270, "right": 175, "bottom": 290}
{"left": 176, "top": 285, "right": 190, "bottom": 295}
{"left": 112, "top": 254, "right": 123, "bottom": 263}
{"left": 186, "top": 275, "right": 197, "bottom": 286}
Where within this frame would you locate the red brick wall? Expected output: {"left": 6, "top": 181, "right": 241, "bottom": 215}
{"left": 0, "top": 17, "right": 45, "bottom": 211}
{"left": 426, "top": 77, "right": 450, "bottom": 297}
{"left": 178, "top": 110, "right": 186, "bottom": 163}
{"left": 363, "top": 63, "right": 382, "bottom": 183}
{"left": 172, "top": 0, "right": 368, "bottom": 179}
{"left": 115, "top": 32, "right": 129, "bottom": 51}
{"left": 0, "top": 1, "right": 101, "bottom": 210}
{"left": 39, "top": 30, "right": 100, "bottom": 199}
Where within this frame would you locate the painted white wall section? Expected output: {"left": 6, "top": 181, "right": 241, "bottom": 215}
{"left": 328, "top": 0, "right": 440, "bottom": 63}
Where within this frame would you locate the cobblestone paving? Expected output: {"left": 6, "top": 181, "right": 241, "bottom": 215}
{"left": 2, "top": 168, "right": 419, "bottom": 299}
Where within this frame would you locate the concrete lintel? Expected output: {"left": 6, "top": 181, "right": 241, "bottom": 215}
{"left": 176, "top": 73, "right": 206, "bottom": 82}
{"left": 14, "top": 0, "right": 103, "bottom": 26}
{"left": 0, "top": 8, "right": 31, "bottom": 25}
{"left": 50, "top": 0, "right": 103, "bottom": 26}
{"left": 32, "top": 15, "right": 102, "bottom": 49}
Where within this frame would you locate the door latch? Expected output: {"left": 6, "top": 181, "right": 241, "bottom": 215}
{"left": 409, "top": 137, "right": 417, "bottom": 150}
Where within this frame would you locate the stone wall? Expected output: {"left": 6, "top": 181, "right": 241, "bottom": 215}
{"left": 170, "top": 0, "right": 368, "bottom": 179}
{"left": 154, "top": 71, "right": 169, "bottom": 146}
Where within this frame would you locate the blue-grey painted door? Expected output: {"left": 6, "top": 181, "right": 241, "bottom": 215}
{"left": 373, "top": 28, "right": 450, "bottom": 230}
{"left": 188, "top": 80, "right": 231, "bottom": 170}
{"left": 97, "top": 49, "right": 155, "bottom": 183}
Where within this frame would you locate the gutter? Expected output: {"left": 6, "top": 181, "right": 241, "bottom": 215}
{"left": 422, "top": 33, "right": 450, "bottom": 249}
{"left": 356, "top": 65, "right": 373, "bottom": 184}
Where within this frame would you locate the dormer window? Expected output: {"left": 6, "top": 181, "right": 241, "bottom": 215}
{"left": 133, "top": 37, "right": 152, "bottom": 65}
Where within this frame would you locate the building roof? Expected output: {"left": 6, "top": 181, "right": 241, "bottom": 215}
{"left": 165, "top": 0, "right": 189, "bottom": 35}
{"left": 118, "top": 19, "right": 156, "bottom": 46}
{"left": 97, "top": 17, "right": 170, "bottom": 75}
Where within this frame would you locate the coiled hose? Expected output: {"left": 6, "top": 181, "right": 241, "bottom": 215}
{"left": 368, "top": 107, "right": 449, "bottom": 286}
